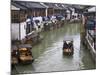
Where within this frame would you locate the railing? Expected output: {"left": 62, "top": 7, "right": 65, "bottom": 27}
{"left": 86, "top": 30, "right": 96, "bottom": 50}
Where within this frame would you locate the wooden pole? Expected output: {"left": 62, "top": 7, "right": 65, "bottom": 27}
{"left": 45, "top": 8, "right": 48, "bottom": 17}
{"left": 19, "top": 10, "right": 21, "bottom": 40}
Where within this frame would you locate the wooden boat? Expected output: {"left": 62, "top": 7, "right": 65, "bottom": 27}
{"left": 11, "top": 56, "right": 18, "bottom": 65}
{"left": 18, "top": 44, "right": 34, "bottom": 64}
{"left": 63, "top": 40, "right": 74, "bottom": 55}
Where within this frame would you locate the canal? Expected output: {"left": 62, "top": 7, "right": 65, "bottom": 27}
{"left": 12, "top": 23, "right": 95, "bottom": 74}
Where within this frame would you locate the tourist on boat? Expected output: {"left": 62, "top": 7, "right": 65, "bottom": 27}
{"left": 68, "top": 42, "right": 73, "bottom": 49}
{"left": 63, "top": 41, "right": 69, "bottom": 50}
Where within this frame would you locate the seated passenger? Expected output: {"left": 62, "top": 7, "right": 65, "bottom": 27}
{"left": 68, "top": 42, "right": 73, "bottom": 49}
{"left": 63, "top": 41, "right": 69, "bottom": 50}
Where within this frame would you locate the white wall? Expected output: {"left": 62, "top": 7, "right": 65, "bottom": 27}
{"left": 20, "top": 22, "right": 26, "bottom": 40}
{"left": 11, "top": 22, "right": 26, "bottom": 40}
{"left": 11, "top": 5, "right": 20, "bottom": 10}
{"left": 11, "top": 23, "right": 20, "bottom": 40}
{"left": 66, "top": 10, "right": 71, "bottom": 20}
{"left": 67, "top": 13, "right": 71, "bottom": 20}
{"left": 88, "top": 7, "right": 96, "bottom": 12}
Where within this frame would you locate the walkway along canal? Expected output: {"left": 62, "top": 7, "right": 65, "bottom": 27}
{"left": 12, "top": 23, "right": 95, "bottom": 74}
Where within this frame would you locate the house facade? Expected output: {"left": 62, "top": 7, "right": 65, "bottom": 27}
{"left": 11, "top": 1, "right": 27, "bottom": 41}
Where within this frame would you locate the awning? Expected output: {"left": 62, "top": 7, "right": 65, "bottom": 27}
{"left": 88, "top": 7, "right": 96, "bottom": 12}
{"left": 11, "top": 5, "right": 20, "bottom": 10}
{"left": 14, "top": 1, "right": 46, "bottom": 9}
{"left": 11, "top": 1, "right": 27, "bottom": 10}
{"left": 56, "top": 3, "right": 66, "bottom": 10}
{"left": 71, "top": 5, "right": 85, "bottom": 10}
{"left": 44, "top": 3, "right": 60, "bottom": 9}
{"left": 62, "top": 4, "right": 73, "bottom": 12}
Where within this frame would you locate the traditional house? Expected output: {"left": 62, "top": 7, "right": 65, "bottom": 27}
{"left": 15, "top": 1, "right": 46, "bottom": 17}
{"left": 13, "top": 1, "right": 48, "bottom": 33}
{"left": 54, "top": 3, "right": 66, "bottom": 15}
{"left": 82, "top": 6, "right": 96, "bottom": 61}
{"left": 43, "top": 3, "right": 66, "bottom": 16}
{"left": 61, "top": 4, "right": 73, "bottom": 20}
{"left": 43, "top": 3, "right": 55, "bottom": 16}
{"left": 11, "top": 1, "right": 27, "bottom": 41}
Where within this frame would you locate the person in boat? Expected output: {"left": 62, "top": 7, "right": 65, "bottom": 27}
{"left": 63, "top": 41, "right": 69, "bottom": 50}
{"left": 68, "top": 41, "right": 73, "bottom": 49}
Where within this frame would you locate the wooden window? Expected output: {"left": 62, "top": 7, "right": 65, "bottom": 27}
{"left": 48, "top": 9, "right": 53, "bottom": 16}
{"left": 20, "top": 11, "right": 26, "bottom": 22}
{"left": 40, "top": 9, "right": 45, "bottom": 16}
{"left": 11, "top": 10, "right": 20, "bottom": 23}
{"left": 11, "top": 10, "right": 26, "bottom": 23}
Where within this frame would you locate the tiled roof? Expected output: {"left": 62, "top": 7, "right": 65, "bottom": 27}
{"left": 44, "top": 3, "right": 60, "bottom": 9}
{"left": 13, "top": 1, "right": 46, "bottom": 9}
{"left": 11, "top": 1, "right": 27, "bottom": 10}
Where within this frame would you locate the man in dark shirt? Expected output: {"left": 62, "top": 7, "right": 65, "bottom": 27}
{"left": 63, "top": 41, "right": 69, "bottom": 50}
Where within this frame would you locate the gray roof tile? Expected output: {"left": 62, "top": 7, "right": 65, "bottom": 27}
{"left": 14, "top": 1, "right": 46, "bottom": 9}
{"left": 11, "top": 1, "right": 27, "bottom": 10}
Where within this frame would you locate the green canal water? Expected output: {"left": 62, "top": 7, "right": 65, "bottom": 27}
{"left": 12, "top": 23, "right": 95, "bottom": 74}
